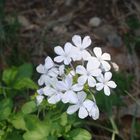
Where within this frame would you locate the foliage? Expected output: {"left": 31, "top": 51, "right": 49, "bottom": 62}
{"left": 0, "top": 63, "right": 92, "bottom": 140}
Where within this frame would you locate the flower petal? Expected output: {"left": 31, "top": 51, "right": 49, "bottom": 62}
{"left": 43, "top": 86, "right": 55, "bottom": 96}
{"left": 78, "top": 75, "right": 87, "bottom": 85}
{"left": 36, "top": 64, "right": 45, "bottom": 74}
{"left": 96, "top": 83, "right": 104, "bottom": 91}
{"left": 93, "top": 47, "right": 102, "bottom": 58}
{"left": 104, "top": 85, "right": 110, "bottom": 96}
{"left": 89, "top": 103, "right": 99, "bottom": 120}
{"left": 67, "top": 105, "right": 79, "bottom": 114}
{"left": 72, "top": 84, "right": 83, "bottom": 91}
{"left": 83, "top": 99, "right": 94, "bottom": 112}
{"left": 57, "top": 81, "right": 67, "bottom": 91}
{"left": 48, "top": 68, "right": 58, "bottom": 77}
{"left": 88, "top": 76, "right": 96, "bottom": 87}
{"left": 90, "top": 69, "right": 101, "bottom": 77}
{"left": 59, "top": 65, "right": 65, "bottom": 76}
{"left": 62, "top": 91, "right": 78, "bottom": 104}
{"left": 76, "top": 65, "right": 87, "bottom": 75}
{"left": 65, "top": 76, "right": 72, "bottom": 88}
{"left": 64, "top": 42, "right": 73, "bottom": 54}
{"left": 81, "top": 50, "right": 91, "bottom": 60}
{"left": 101, "top": 53, "right": 111, "bottom": 60}
{"left": 45, "top": 56, "right": 54, "bottom": 69}
{"left": 107, "top": 81, "right": 117, "bottom": 88}
{"left": 77, "top": 91, "right": 87, "bottom": 102}
{"left": 96, "top": 74, "right": 104, "bottom": 82}
{"left": 78, "top": 106, "right": 88, "bottom": 119}
{"left": 38, "top": 75, "right": 45, "bottom": 86}
{"left": 54, "top": 56, "right": 64, "bottom": 63}
{"left": 87, "top": 59, "right": 100, "bottom": 71}
{"left": 54, "top": 46, "right": 64, "bottom": 55}
{"left": 101, "top": 61, "right": 111, "bottom": 71}
{"left": 104, "top": 72, "right": 112, "bottom": 81}
{"left": 37, "top": 88, "right": 44, "bottom": 95}
{"left": 36, "top": 95, "right": 44, "bottom": 105}
{"left": 82, "top": 36, "right": 92, "bottom": 49}
{"left": 64, "top": 57, "right": 71, "bottom": 65}
{"left": 72, "top": 35, "right": 82, "bottom": 47}
{"left": 48, "top": 94, "right": 61, "bottom": 104}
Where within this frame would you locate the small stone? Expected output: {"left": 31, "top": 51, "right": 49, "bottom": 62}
{"left": 107, "top": 33, "right": 123, "bottom": 48}
{"left": 89, "top": 17, "right": 101, "bottom": 27}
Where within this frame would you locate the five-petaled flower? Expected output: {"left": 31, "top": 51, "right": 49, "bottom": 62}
{"left": 96, "top": 72, "right": 117, "bottom": 96}
{"left": 76, "top": 59, "right": 101, "bottom": 87}
{"left": 93, "top": 47, "right": 111, "bottom": 71}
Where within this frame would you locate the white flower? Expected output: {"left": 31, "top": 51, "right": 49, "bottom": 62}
{"left": 43, "top": 81, "right": 63, "bottom": 104}
{"left": 67, "top": 91, "right": 89, "bottom": 119}
{"left": 36, "top": 88, "right": 44, "bottom": 105}
{"left": 76, "top": 59, "right": 101, "bottom": 87}
{"left": 93, "top": 47, "right": 111, "bottom": 71}
{"left": 67, "top": 91, "right": 99, "bottom": 119}
{"left": 71, "top": 35, "right": 91, "bottom": 61}
{"left": 58, "top": 76, "right": 83, "bottom": 104}
{"left": 36, "top": 95, "right": 44, "bottom": 105}
{"left": 111, "top": 62, "right": 119, "bottom": 72}
{"left": 54, "top": 43, "right": 74, "bottom": 65}
{"left": 36, "top": 57, "right": 58, "bottom": 85}
{"left": 96, "top": 72, "right": 117, "bottom": 96}
{"left": 83, "top": 99, "right": 99, "bottom": 120}
{"left": 58, "top": 65, "right": 65, "bottom": 76}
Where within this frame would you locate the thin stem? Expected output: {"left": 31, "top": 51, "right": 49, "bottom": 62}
{"left": 109, "top": 117, "right": 119, "bottom": 134}
{"left": 111, "top": 132, "right": 116, "bottom": 140}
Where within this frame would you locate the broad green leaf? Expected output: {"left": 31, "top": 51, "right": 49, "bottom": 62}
{"left": 9, "top": 113, "right": 27, "bottom": 130}
{"left": 2, "top": 67, "right": 17, "bottom": 85}
{"left": 23, "top": 115, "right": 50, "bottom": 140}
{"left": 67, "top": 128, "right": 92, "bottom": 140}
{"left": 24, "top": 115, "right": 49, "bottom": 134}
{"left": 22, "top": 101, "right": 37, "bottom": 114}
{"left": 17, "top": 63, "right": 33, "bottom": 79}
{"left": 13, "top": 77, "right": 38, "bottom": 90}
{"left": 0, "top": 98, "right": 13, "bottom": 121}
{"left": 23, "top": 131, "right": 48, "bottom": 140}
{"left": 60, "top": 113, "right": 67, "bottom": 126}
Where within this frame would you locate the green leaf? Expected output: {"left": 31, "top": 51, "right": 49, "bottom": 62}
{"left": 17, "top": 63, "right": 33, "bottom": 79}
{"left": 60, "top": 113, "right": 67, "bottom": 126}
{"left": 2, "top": 67, "right": 17, "bottom": 85}
{"left": 13, "top": 77, "right": 38, "bottom": 90}
{"left": 23, "top": 131, "right": 48, "bottom": 140}
{"left": 47, "top": 136, "right": 58, "bottom": 140}
{"left": 22, "top": 101, "right": 37, "bottom": 114}
{"left": 23, "top": 115, "right": 50, "bottom": 140}
{"left": 9, "top": 113, "right": 27, "bottom": 130}
{"left": 67, "top": 128, "right": 92, "bottom": 140}
{"left": 0, "top": 98, "right": 13, "bottom": 121}
{"left": 6, "top": 130, "right": 24, "bottom": 140}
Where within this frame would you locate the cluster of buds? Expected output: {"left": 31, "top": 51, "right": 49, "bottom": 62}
{"left": 36, "top": 35, "right": 117, "bottom": 120}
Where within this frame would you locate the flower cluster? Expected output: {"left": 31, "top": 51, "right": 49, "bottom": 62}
{"left": 36, "top": 35, "right": 117, "bottom": 120}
